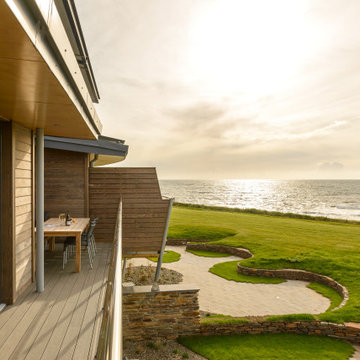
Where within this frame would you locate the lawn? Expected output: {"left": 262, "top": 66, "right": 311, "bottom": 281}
{"left": 209, "top": 260, "right": 285, "bottom": 284}
{"left": 168, "top": 224, "right": 236, "bottom": 241}
{"left": 169, "top": 205, "right": 360, "bottom": 323}
{"left": 147, "top": 250, "right": 181, "bottom": 263}
{"left": 178, "top": 334, "right": 355, "bottom": 360}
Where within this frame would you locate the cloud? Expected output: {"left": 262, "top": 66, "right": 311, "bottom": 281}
{"left": 166, "top": 102, "right": 227, "bottom": 123}
{"left": 318, "top": 162, "right": 344, "bottom": 171}
{"left": 77, "top": 0, "right": 360, "bottom": 179}
{"left": 117, "top": 77, "right": 147, "bottom": 89}
{"left": 164, "top": 102, "right": 232, "bottom": 141}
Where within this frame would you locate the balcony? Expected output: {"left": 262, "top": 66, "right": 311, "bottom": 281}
{"left": 0, "top": 242, "right": 112, "bottom": 359}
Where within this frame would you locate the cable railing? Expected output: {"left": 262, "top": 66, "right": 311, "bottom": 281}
{"left": 96, "top": 199, "right": 123, "bottom": 359}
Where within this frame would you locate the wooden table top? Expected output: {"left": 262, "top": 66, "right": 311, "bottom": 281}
{"left": 43, "top": 217, "right": 90, "bottom": 234}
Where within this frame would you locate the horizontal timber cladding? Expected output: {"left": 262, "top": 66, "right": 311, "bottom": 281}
{"left": 89, "top": 167, "right": 170, "bottom": 255}
{"left": 13, "top": 122, "right": 33, "bottom": 299}
{"left": 44, "top": 148, "right": 88, "bottom": 218}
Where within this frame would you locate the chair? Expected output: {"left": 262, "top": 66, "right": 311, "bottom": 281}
{"left": 63, "top": 221, "right": 97, "bottom": 269}
{"left": 90, "top": 217, "right": 98, "bottom": 254}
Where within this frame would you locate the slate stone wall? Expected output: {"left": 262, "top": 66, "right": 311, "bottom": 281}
{"left": 186, "top": 243, "right": 253, "bottom": 258}
{"left": 200, "top": 321, "right": 360, "bottom": 343}
{"left": 123, "top": 284, "right": 200, "bottom": 341}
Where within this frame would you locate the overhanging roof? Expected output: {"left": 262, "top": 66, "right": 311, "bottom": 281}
{"left": 44, "top": 135, "right": 129, "bottom": 165}
{"left": 54, "top": 0, "right": 100, "bottom": 103}
{"left": 0, "top": 0, "right": 102, "bottom": 139}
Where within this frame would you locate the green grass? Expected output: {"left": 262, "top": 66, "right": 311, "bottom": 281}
{"left": 174, "top": 202, "right": 360, "bottom": 225}
{"left": 209, "top": 260, "right": 285, "bottom": 284}
{"left": 147, "top": 250, "right": 181, "bottom": 263}
{"left": 178, "top": 334, "right": 355, "bottom": 360}
{"left": 186, "top": 249, "right": 231, "bottom": 257}
{"left": 170, "top": 205, "right": 360, "bottom": 322}
{"left": 167, "top": 224, "right": 236, "bottom": 241}
{"left": 307, "top": 282, "right": 344, "bottom": 311}
{"left": 265, "top": 314, "right": 316, "bottom": 322}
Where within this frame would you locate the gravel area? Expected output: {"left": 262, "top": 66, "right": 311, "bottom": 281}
{"left": 124, "top": 340, "right": 207, "bottom": 360}
{"left": 124, "top": 264, "right": 182, "bottom": 285}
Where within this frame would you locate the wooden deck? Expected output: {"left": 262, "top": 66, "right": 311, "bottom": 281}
{"left": 0, "top": 242, "right": 112, "bottom": 360}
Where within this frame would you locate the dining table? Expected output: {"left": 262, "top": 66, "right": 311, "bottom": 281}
{"left": 43, "top": 217, "right": 90, "bottom": 272}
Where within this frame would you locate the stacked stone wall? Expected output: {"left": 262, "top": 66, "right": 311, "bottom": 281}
{"left": 200, "top": 321, "right": 360, "bottom": 343}
{"left": 123, "top": 284, "right": 200, "bottom": 341}
{"left": 186, "top": 243, "right": 253, "bottom": 259}
{"left": 237, "top": 265, "right": 348, "bottom": 309}
{"left": 123, "top": 244, "right": 358, "bottom": 344}
{"left": 167, "top": 238, "right": 188, "bottom": 246}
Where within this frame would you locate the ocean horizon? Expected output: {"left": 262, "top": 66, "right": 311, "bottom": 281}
{"left": 159, "top": 179, "right": 360, "bottom": 221}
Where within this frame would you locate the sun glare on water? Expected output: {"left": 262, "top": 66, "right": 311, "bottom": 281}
{"left": 187, "top": 0, "right": 317, "bottom": 97}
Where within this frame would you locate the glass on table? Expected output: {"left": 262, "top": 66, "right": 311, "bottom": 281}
{"left": 58, "top": 213, "right": 66, "bottom": 225}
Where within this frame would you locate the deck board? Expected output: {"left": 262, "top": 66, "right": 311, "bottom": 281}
{"left": 72, "top": 249, "right": 111, "bottom": 360}
{"left": 0, "top": 243, "right": 111, "bottom": 360}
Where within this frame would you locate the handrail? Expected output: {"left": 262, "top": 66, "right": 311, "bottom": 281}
{"left": 96, "top": 199, "right": 123, "bottom": 359}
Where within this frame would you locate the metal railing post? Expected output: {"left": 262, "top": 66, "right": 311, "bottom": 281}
{"left": 152, "top": 198, "right": 174, "bottom": 291}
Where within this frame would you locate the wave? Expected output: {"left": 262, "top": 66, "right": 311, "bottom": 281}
{"left": 336, "top": 205, "right": 360, "bottom": 210}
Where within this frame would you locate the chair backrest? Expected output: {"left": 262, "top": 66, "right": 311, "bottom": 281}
{"left": 86, "top": 222, "right": 96, "bottom": 241}
{"left": 91, "top": 216, "right": 99, "bottom": 225}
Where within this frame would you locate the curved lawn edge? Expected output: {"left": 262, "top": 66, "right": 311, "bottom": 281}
{"left": 237, "top": 264, "right": 348, "bottom": 311}
{"left": 186, "top": 243, "right": 253, "bottom": 259}
{"left": 199, "top": 321, "right": 360, "bottom": 345}
{"left": 186, "top": 243, "right": 349, "bottom": 311}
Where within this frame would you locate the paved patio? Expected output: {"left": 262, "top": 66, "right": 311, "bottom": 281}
{"left": 128, "top": 245, "right": 330, "bottom": 317}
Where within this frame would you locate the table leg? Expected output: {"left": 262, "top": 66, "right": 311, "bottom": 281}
{"left": 49, "top": 237, "right": 55, "bottom": 251}
{"left": 76, "top": 233, "right": 81, "bottom": 272}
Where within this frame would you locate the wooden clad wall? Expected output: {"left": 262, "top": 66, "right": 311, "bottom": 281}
{"left": 13, "top": 122, "right": 33, "bottom": 298}
{"left": 44, "top": 148, "right": 88, "bottom": 218}
{"left": 1, "top": 121, "right": 15, "bottom": 303}
{"left": 89, "top": 168, "right": 170, "bottom": 254}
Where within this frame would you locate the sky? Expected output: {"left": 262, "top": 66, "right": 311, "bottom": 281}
{"left": 76, "top": 0, "right": 360, "bottom": 180}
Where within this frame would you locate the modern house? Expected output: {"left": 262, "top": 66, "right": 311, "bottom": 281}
{"left": 0, "top": 1, "right": 172, "bottom": 358}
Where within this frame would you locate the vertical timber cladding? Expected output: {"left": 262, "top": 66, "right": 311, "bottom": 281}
{"left": 44, "top": 148, "right": 88, "bottom": 218}
{"left": 1, "top": 121, "right": 15, "bottom": 303}
{"left": 89, "top": 168, "right": 170, "bottom": 254}
{"left": 13, "top": 122, "right": 33, "bottom": 299}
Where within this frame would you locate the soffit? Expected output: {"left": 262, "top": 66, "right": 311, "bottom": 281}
{"left": 0, "top": 1, "right": 97, "bottom": 139}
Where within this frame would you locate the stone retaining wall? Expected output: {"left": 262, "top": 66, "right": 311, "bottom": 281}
{"left": 186, "top": 243, "right": 253, "bottom": 259}
{"left": 167, "top": 238, "right": 215, "bottom": 246}
{"left": 123, "top": 243, "right": 357, "bottom": 344}
{"left": 123, "top": 284, "right": 200, "bottom": 341}
{"left": 200, "top": 321, "right": 360, "bottom": 344}
{"left": 237, "top": 265, "right": 348, "bottom": 310}
{"left": 167, "top": 238, "right": 188, "bottom": 246}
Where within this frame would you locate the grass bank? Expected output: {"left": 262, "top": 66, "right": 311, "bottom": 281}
{"left": 174, "top": 202, "right": 360, "bottom": 225}
{"left": 147, "top": 250, "right": 181, "bottom": 263}
{"left": 178, "top": 334, "right": 355, "bottom": 360}
{"left": 169, "top": 205, "right": 360, "bottom": 323}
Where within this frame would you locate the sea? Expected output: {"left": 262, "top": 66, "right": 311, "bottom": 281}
{"left": 159, "top": 179, "right": 360, "bottom": 221}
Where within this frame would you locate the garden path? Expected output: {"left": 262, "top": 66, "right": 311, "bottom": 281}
{"left": 128, "top": 245, "right": 330, "bottom": 317}
{"left": 350, "top": 345, "right": 360, "bottom": 359}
